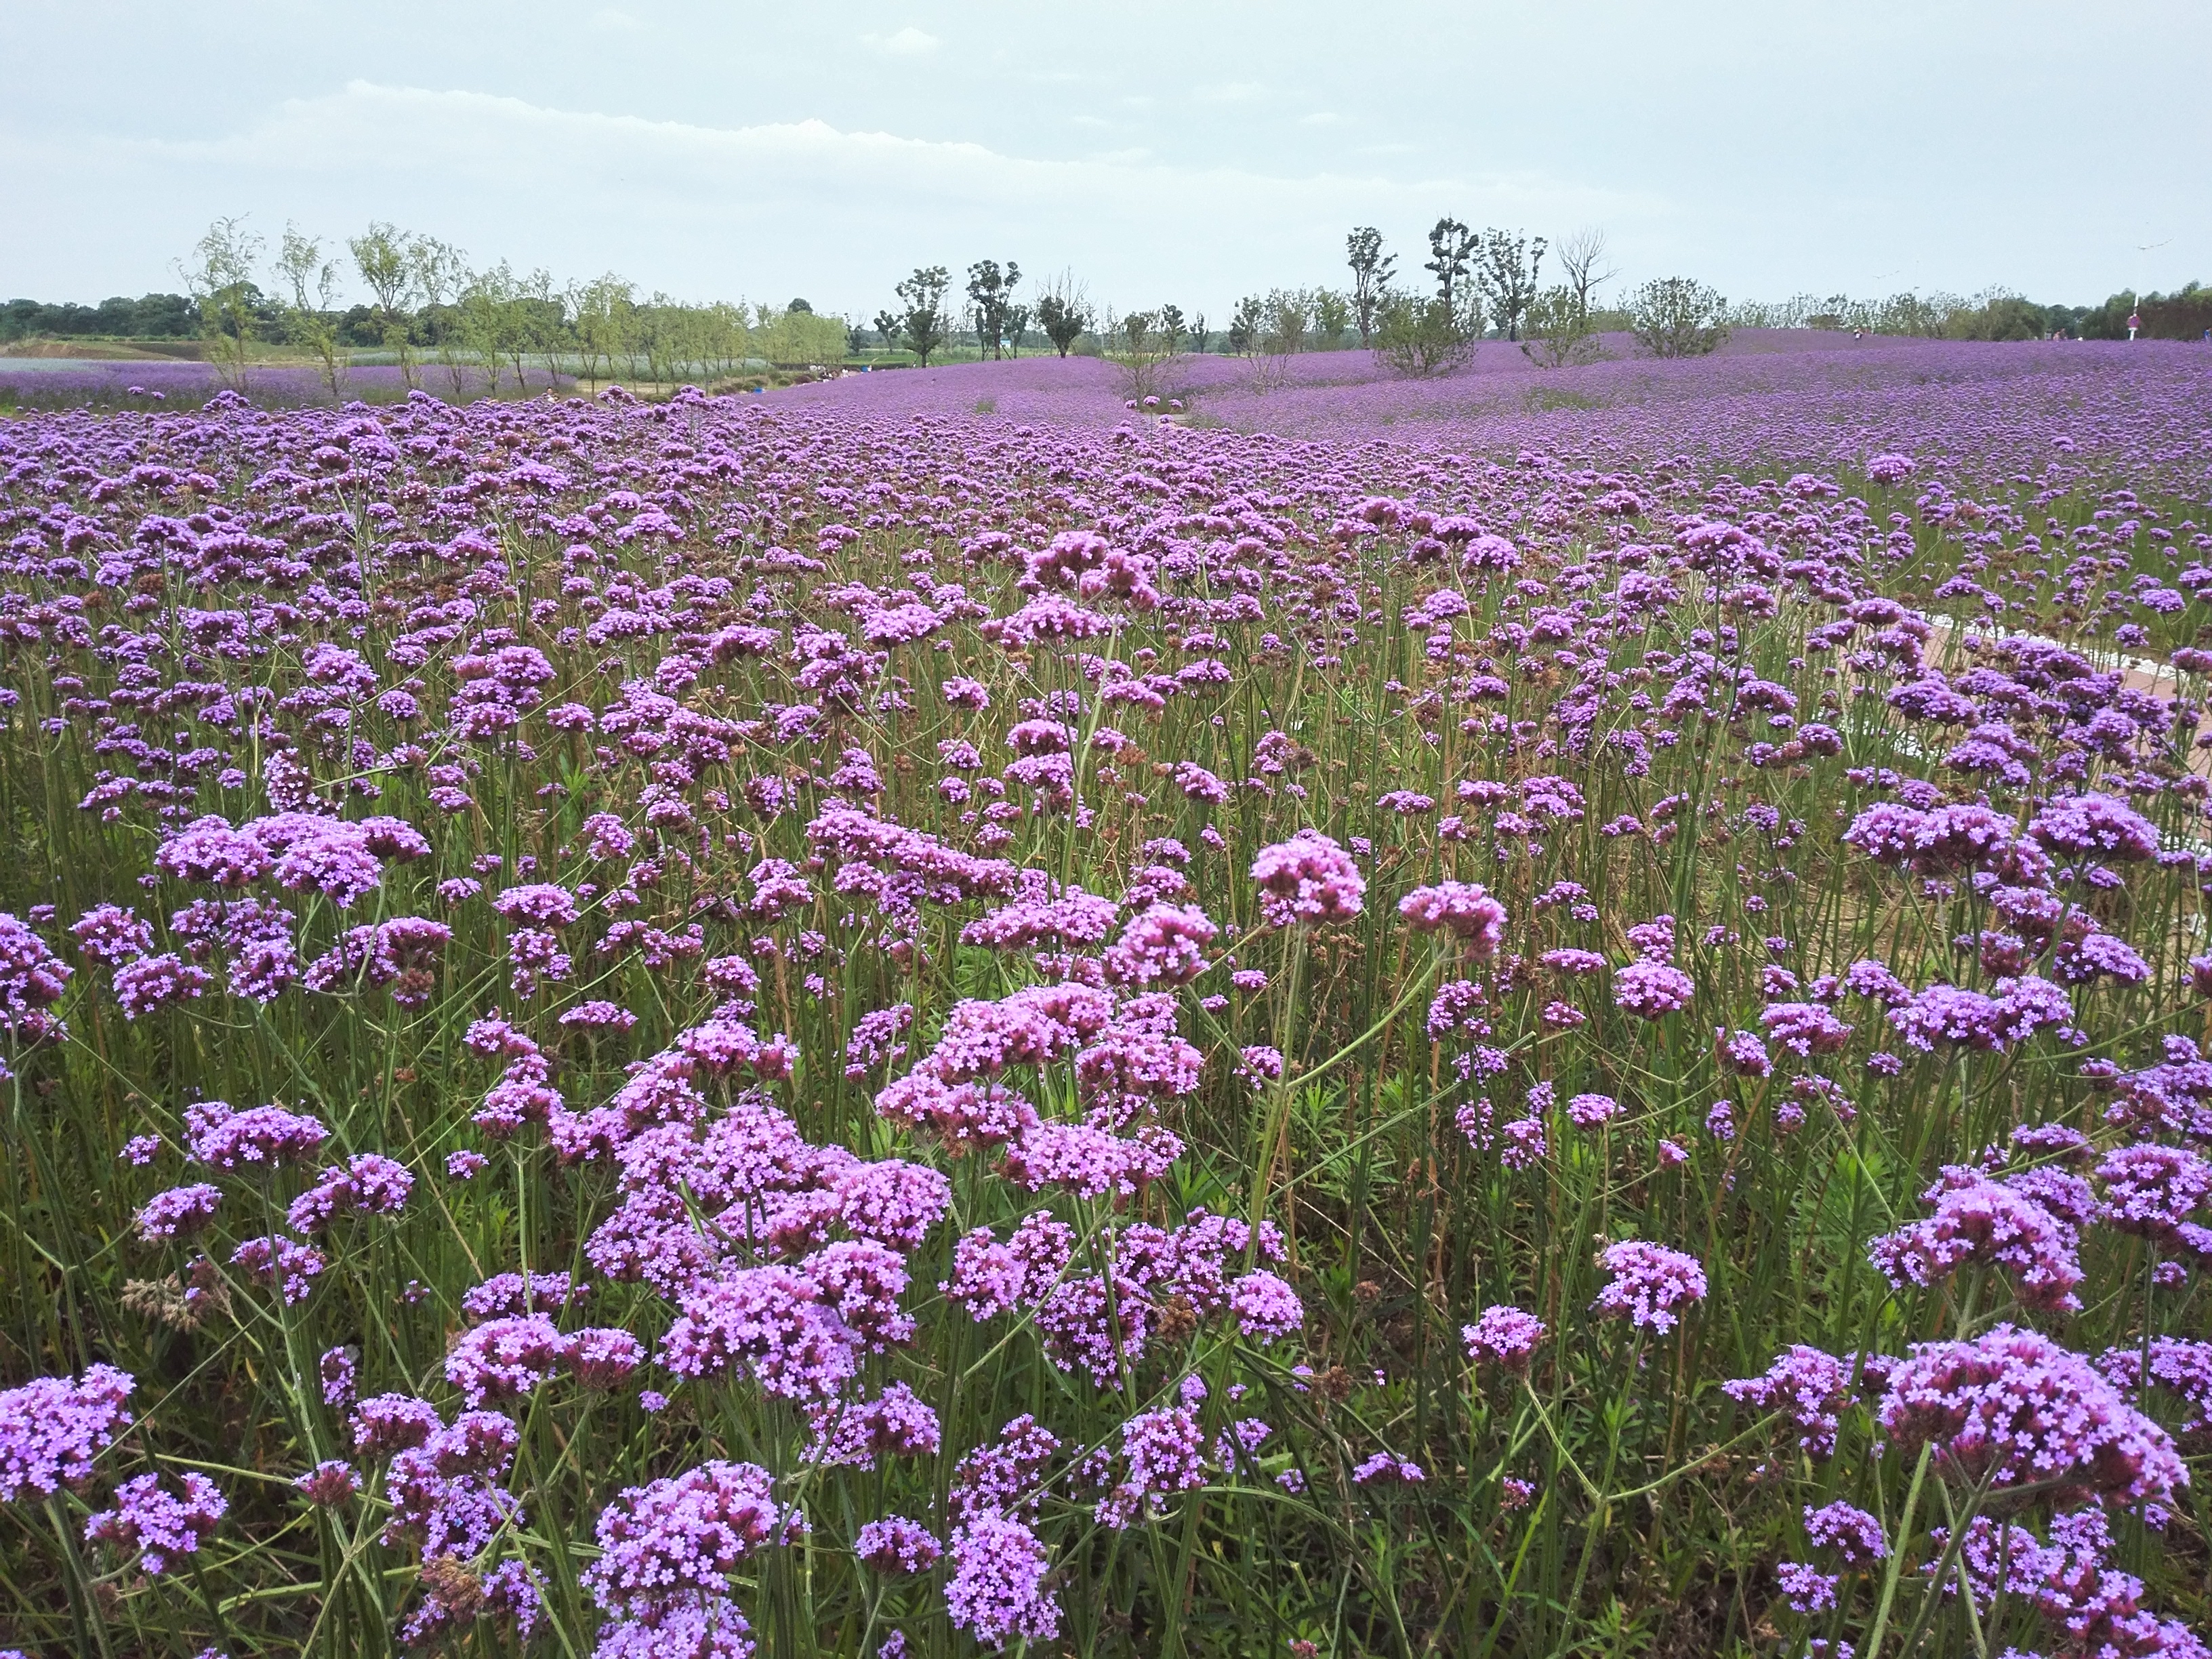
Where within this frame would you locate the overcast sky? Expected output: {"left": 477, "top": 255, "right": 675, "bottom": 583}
{"left": 5, "top": 0, "right": 2204, "bottom": 317}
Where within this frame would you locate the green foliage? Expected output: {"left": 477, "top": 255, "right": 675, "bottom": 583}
{"left": 1036, "top": 273, "right": 1092, "bottom": 358}
{"left": 1629, "top": 277, "right": 1730, "bottom": 358}
{"left": 276, "top": 224, "right": 348, "bottom": 399}
{"left": 1519, "top": 285, "right": 1604, "bottom": 369}
{"left": 1346, "top": 226, "right": 1397, "bottom": 348}
{"left": 1476, "top": 228, "right": 1546, "bottom": 342}
{"left": 964, "top": 260, "right": 1022, "bottom": 360}
{"left": 893, "top": 266, "right": 951, "bottom": 366}
{"left": 175, "top": 215, "right": 265, "bottom": 390}
{"left": 1374, "top": 291, "right": 1475, "bottom": 377}
{"left": 0, "top": 293, "right": 198, "bottom": 342}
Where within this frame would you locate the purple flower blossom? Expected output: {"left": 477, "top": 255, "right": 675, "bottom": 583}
{"left": 856, "top": 1515, "right": 942, "bottom": 1573}
{"left": 1228, "top": 1270, "right": 1303, "bottom": 1343}
{"left": 584, "top": 1460, "right": 780, "bottom": 1614}
{"left": 84, "top": 1472, "right": 226, "bottom": 1574}
{"left": 1397, "top": 882, "right": 1508, "bottom": 954}
{"left": 135, "top": 1182, "right": 222, "bottom": 1243}
{"left": 1869, "top": 1166, "right": 2085, "bottom": 1311}
{"left": 947, "top": 1514, "right": 1060, "bottom": 1650}
{"left": 1613, "top": 959, "right": 1696, "bottom": 1018}
{"left": 294, "top": 1459, "right": 361, "bottom": 1507}
{"left": 1803, "top": 1501, "right": 1886, "bottom": 1565}
{"left": 1249, "top": 829, "right": 1366, "bottom": 928}
{"left": 659, "top": 1266, "right": 857, "bottom": 1401}
{"left": 1591, "top": 1240, "right": 1707, "bottom": 1332}
{"left": 0, "top": 1365, "right": 134, "bottom": 1501}
{"left": 1878, "top": 1324, "right": 2186, "bottom": 1511}
{"left": 1462, "top": 1305, "right": 1546, "bottom": 1373}
{"left": 1723, "top": 1345, "right": 1859, "bottom": 1457}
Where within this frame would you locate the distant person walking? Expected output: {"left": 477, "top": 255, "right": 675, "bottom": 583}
{"left": 2128, "top": 309, "right": 2142, "bottom": 340}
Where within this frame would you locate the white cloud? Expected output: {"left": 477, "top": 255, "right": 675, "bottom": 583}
{"left": 861, "top": 26, "right": 939, "bottom": 56}
{"left": 1301, "top": 111, "right": 1345, "bottom": 126}
{"left": 0, "top": 81, "right": 1656, "bottom": 310}
{"left": 1197, "top": 81, "right": 1266, "bottom": 103}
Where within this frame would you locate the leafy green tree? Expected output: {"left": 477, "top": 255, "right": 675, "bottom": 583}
{"left": 1346, "top": 226, "right": 1397, "bottom": 348}
{"left": 569, "top": 273, "right": 636, "bottom": 388}
{"left": 1477, "top": 228, "right": 1546, "bottom": 341}
{"left": 176, "top": 216, "right": 264, "bottom": 391}
{"left": 1520, "top": 285, "right": 1603, "bottom": 368}
{"left": 895, "top": 266, "right": 951, "bottom": 365}
{"left": 1003, "top": 301, "right": 1031, "bottom": 358}
{"left": 1374, "top": 292, "right": 1474, "bottom": 377}
{"left": 1311, "top": 288, "right": 1351, "bottom": 346}
{"left": 1424, "top": 218, "right": 1477, "bottom": 311}
{"left": 787, "top": 298, "right": 813, "bottom": 313}
{"left": 274, "top": 224, "right": 348, "bottom": 398}
{"left": 1187, "top": 310, "right": 1208, "bottom": 354}
{"left": 1227, "top": 294, "right": 1264, "bottom": 355}
{"left": 1156, "top": 304, "right": 1187, "bottom": 354}
{"left": 964, "top": 261, "right": 1021, "bottom": 359}
{"left": 348, "top": 222, "right": 421, "bottom": 386}
{"left": 1036, "top": 274, "right": 1090, "bottom": 357}
{"left": 407, "top": 236, "right": 472, "bottom": 394}
{"left": 1629, "top": 276, "right": 1729, "bottom": 357}
{"left": 872, "top": 310, "right": 903, "bottom": 351}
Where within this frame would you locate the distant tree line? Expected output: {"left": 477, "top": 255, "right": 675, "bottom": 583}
{"left": 12, "top": 221, "right": 2210, "bottom": 394}
{"left": 1729, "top": 283, "right": 2212, "bottom": 342}
{"left": 1, "top": 293, "right": 199, "bottom": 342}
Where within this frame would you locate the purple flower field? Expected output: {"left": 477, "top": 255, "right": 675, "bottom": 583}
{"left": 0, "top": 361, "right": 562, "bottom": 411}
{"left": 1, "top": 342, "right": 2211, "bottom": 1657}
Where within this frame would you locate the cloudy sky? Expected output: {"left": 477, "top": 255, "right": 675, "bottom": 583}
{"left": 5, "top": 0, "right": 2203, "bottom": 317}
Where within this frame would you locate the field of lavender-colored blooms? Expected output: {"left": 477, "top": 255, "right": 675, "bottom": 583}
{"left": 3, "top": 337, "right": 2212, "bottom": 1659}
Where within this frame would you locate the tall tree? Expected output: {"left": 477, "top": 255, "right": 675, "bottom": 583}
{"left": 176, "top": 216, "right": 264, "bottom": 392}
{"left": 1002, "top": 301, "right": 1031, "bottom": 359}
{"left": 1477, "top": 228, "right": 1547, "bottom": 342}
{"left": 1227, "top": 295, "right": 1265, "bottom": 355}
{"left": 964, "top": 260, "right": 1021, "bottom": 359}
{"left": 1424, "top": 218, "right": 1477, "bottom": 311}
{"left": 895, "top": 266, "right": 951, "bottom": 365}
{"left": 348, "top": 222, "right": 420, "bottom": 386}
{"left": 274, "top": 224, "right": 348, "bottom": 398}
{"left": 1346, "top": 226, "right": 1397, "bottom": 348}
{"left": 1555, "top": 228, "right": 1617, "bottom": 325}
{"left": 407, "top": 236, "right": 472, "bottom": 394}
{"left": 1035, "top": 272, "right": 1090, "bottom": 358}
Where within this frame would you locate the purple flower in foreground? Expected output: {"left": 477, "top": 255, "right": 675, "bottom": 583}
{"left": 1591, "top": 1240, "right": 1706, "bottom": 1332}
{"left": 947, "top": 1514, "right": 1060, "bottom": 1651}
{"left": 1351, "top": 1453, "right": 1426, "bottom": 1485}
{"left": 1249, "top": 830, "right": 1365, "bottom": 928}
{"left": 135, "top": 1182, "right": 222, "bottom": 1243}
{"left": 856, "top": 1515, "right": 942, "bottom": 1573}
{"left": 1775, "top": 1561, "right": 1840, "bottom": 1615}
{"left": 583, "top": 1460, "right": 780, "bottom": 1614}
{"left": 1462, "top": 1305, "right": 1546, "bottom": 1373}
{"left": 592, "top": 1598, "right": 755, "bottom": 1659}
{"left": 2096, "top": 1143, "right": 2212, "bottom": 1243}
{"left": 1397, "top": 882, "right": 1508, "bottom": 955}
{"left": 1877, "top": 1324, "right": 2184, "bottom": 1511}
{"left": 295, "top": 1459, "right": 361, "bottom": 1507}
{"left": 84, "top": 1472, "right": 226, "bottom": 1574}
{"left": 1868, "top": 1166, "right": 2085, "bottom": 1311}
{"left": 1723, "top": 1345, "right": 1858, "bottom": 1458}
{"left": 1803, "top": 1501, "right": 1886, "bottom": 1565}
{"left": 1229, "top": 1270, "right": 1303, "bottom": 1343}
{"left": 0, "top": 1365, "right": 135, "bottom": 1501}
{"left": 1613, "top": 959, "right": 1695, "bottom": 1018}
